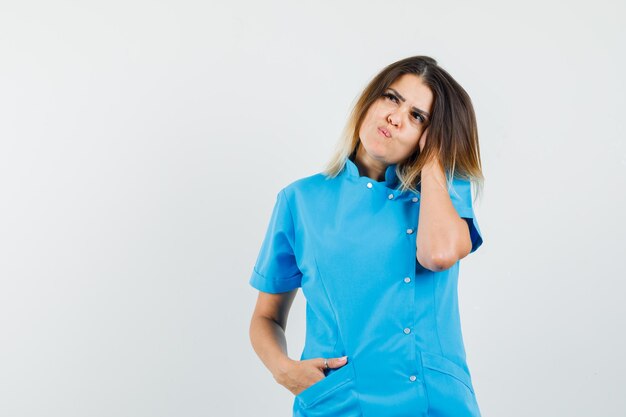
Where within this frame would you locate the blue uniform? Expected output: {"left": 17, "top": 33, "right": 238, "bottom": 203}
{"left": 249, "top": 156, "right": 484, "bottom": 417}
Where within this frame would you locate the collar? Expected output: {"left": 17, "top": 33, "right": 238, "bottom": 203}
{"left": 341, "top": 156, "right": 400, "bottom": 189}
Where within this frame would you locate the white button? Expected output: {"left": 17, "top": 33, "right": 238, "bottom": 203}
{"left": 367, "top": 182, "right": 373, "bottom": 188}
{"left": 388, "top": 193, "right": 394, "bottom": 200}
{"left": 404, "top": 277, "right": 411, "bottom": 283}
{"left": 412, "top": 197, "right": 419, "bottom": 202}
{"left": 406, "top": 228, "right": 414, "bottom": 234}
{"left": 409, "top": 375, "right": 417, "bottom": 382}
{"left": 403, "top": 328, "right": 411, "bottom": 334}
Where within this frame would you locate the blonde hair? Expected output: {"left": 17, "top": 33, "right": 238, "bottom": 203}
{"left": 323, "top": 55, "right": 484, "bottom": 204}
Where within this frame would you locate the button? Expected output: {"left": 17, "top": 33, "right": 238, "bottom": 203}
{"left": 406, "top": 228, "right": 414, "bottom": 234}
{"left": 403, "top": 327, "right": 411, "bottom": 334}
{"left": 367, "top": 182, "right": 373, "bottom": 189}
{"left": 412, "top": 197, "right": 419, "bottom": 202}
{"left": 388, "top": 193, "right": 394, "bottom": 200}
{"left": 409, "top": 375, "right": 417, "bottom": 382}
{"left": 404, "top": 277, "right": 411, "bottom": 283}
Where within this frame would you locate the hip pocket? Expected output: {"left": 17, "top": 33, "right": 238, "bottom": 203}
{"left": 294, "top": 360, "right": 362, "bottom": 417}
{"left": 420, "top": 351, "right": 481, "bottom": 417}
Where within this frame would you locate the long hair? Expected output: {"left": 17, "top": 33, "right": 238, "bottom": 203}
{"left": 323, "top": 55, "right": 484, "bottom": 203}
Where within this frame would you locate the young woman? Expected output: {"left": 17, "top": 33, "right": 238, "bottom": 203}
{"left": 248, "top": 55, "right": 485, "bottom": 417}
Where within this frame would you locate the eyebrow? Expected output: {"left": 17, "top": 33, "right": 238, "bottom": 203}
{"left": 387, "top": 88, "right": 431, "bottom": 119}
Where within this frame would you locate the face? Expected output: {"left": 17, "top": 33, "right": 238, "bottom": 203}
{"left": 357, "top": 73, "right": 434, "bottom": 166}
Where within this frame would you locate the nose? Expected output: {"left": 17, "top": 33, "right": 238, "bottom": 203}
{"left": 387, "top": 111, "right": 400, "bottom": 127}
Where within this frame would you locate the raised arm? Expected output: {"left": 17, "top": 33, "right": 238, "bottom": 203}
{"left": 416, "top": 157, "right": 473, "bottom": 271}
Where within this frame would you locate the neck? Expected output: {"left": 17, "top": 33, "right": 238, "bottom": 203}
{"left": 353, "top": 144, "right": 387, "bottom": 182}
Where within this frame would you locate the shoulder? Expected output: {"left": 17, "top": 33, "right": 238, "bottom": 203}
{"left": 273, "top": 172, "right": 343, "bottom": 218}
{"left": 448, "top": 176, "right": 471, "bottom": 194}
{"left": 447, "top": 176, "right": 475, "bottom": 217}
{"left": 280, "top": 172, "right": 337, "bottom": 199}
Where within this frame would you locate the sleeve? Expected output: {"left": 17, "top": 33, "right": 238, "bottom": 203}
{"left": 447, "top": 177, "right": 484, "bottom": 254}
{"left": 249, "top": 189, "right": 303, "bottom": 293}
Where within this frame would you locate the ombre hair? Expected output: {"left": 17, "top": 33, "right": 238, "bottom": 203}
{"left": 323, "top": 55, "right": 484, "bottom": 203}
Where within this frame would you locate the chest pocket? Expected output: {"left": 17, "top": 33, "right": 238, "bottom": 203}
{"left": 295, "top": 360, "right": 363, "bottom": 417}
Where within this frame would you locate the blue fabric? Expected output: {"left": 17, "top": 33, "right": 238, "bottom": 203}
{"left": 250, "top": 157, "right": 484, "bottom": 417}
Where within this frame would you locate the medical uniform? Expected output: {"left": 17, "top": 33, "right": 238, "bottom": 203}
{"left": 249, "top": 156, "right": 484, "bottom": 417}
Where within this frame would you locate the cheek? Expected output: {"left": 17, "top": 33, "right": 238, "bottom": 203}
{"left": 403, "top": 129, "right": 422, "bottom": 145}
{"left": 397, "top": 131, "right": 423, "bottom": 154}
{"left": 364, "top": 113, "right": 374, "bottom": 126}
{"left": 359, "top": 114, "right": 376, "bottom": 139}
{"left": 364, "top": 103, "right": 384, "bottom": 124}
{"left": 358, "top": 123, "right": 367, "bottom": 141}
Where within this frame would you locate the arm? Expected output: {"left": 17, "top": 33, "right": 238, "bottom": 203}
{"left": 249, "top": 289, "right": 298, "bottom": 381}
{"left": 416, "top": 157, "right": 473, "bottom": 271}
{"left": 249, "top": 288, "right": 349, "bottom": 395}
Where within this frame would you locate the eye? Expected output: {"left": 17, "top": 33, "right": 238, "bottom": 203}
{"left": 411, "top": 112, "right": 425, "bottom": 123}
{"left": 382, "top": 92, "right": 399, "bottom": 103}
{"left": 383, "top": 92, "right": 425, "bottom": 123}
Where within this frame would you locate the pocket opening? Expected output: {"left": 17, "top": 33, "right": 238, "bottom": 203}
{"left": 296, "top": 360, "right": 356, "bottom": 409}
{"left": 420, "top": 351, "right": 475, "bottom": 394}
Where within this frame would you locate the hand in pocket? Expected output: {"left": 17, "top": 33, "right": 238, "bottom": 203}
{"left": 275, "top": 356, "right": 348, "bottom": 396}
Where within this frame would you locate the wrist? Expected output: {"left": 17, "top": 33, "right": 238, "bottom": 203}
{"left": 273, "top": 356, "right": 295, "bottom": 379}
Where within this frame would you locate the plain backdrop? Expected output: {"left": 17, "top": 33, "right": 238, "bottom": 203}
{"left": 1, "top": 1, "right": 625, "bottom": 416}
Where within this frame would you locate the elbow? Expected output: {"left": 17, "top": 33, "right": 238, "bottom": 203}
{"left": 416, "top": 249, "right": 458, "bottom": 272}
{"left": 417, "top": 223, "right": 469, "bottom": 271}
{"left": 430, "top": 253, "right": 458, "bottom": 271}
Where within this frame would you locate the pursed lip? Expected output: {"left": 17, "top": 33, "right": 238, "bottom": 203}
{"left": 378, "top": 127, "right": 391, "bottom": 138}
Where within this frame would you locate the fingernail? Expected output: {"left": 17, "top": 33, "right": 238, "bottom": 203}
{"left": 338, "top": 356, "right": 347, "bottom": 362}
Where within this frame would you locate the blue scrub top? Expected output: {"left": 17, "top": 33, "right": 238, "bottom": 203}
{"left": 250, "top": 157, "right": 484, "bottom": 417}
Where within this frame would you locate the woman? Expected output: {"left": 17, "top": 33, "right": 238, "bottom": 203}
{"left": 248, "top": 55, "right": 485, "bottom": 417}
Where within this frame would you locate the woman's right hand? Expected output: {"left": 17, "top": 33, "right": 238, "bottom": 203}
{"left": 274, "top": 356, "right": 348, "bottom": 396}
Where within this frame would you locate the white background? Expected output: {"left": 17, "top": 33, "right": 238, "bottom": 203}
{"left": 1, "top": 1, "right": 625, "bottom": 416}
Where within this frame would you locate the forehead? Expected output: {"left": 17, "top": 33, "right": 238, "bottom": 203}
{"left": 388, "top": 74, "right": 433, "bottom": 111}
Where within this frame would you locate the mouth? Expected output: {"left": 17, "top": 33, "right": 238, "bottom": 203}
{"left": 378, "top": 127, "right": 391, "bottom": 138}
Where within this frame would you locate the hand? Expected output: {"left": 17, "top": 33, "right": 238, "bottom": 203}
{"left": 418, "top": 125, "right": 429, "bottom": 153}
{"left": 274, "top": 356, "right": 348, "bottom": 396}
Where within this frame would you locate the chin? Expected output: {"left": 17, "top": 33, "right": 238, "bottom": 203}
{"left": 363, "top": 141, "right": 388, "bottom": 161}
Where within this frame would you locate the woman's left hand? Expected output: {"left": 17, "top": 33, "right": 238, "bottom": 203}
{"left": 418, "top": 126, "right": 429, "bottom": 153}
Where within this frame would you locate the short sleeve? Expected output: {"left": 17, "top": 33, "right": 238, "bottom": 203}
{"left": 448, "top": 177, "right": 484, "bottom": 254}
{"left": 249, "top": 189, "right": 303, "bottom": 293}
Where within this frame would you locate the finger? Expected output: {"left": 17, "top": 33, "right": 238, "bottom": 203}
{"left": 326, "top": 356, "right": 348, "bottom": 369}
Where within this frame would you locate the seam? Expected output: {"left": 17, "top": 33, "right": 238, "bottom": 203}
{"left": 431, "top": 270, "right": 444, "bottom": 356}
{"left": 312, "top": 255, "right": 343, "bottom": 355}
{"left": 281, "top": 188, "right": 298, "bottom": 256}
{"left": 279, "top": 188, "right": 304, "bottom": 289}
{"left": 355, "top": 389, "right": 366, "bottom": 417}
{"left": 410, "top": 242, "right": 417, "bottom": 392}
{"left": 252, "top": 265, "right": 302, "bottom": 281}
{"left": 422, "top": 356, "right": 432, "bottom": 417}
{"left": 311, "top": 250, "right": 354, "bottom": 414}
{"left": 284, "top": 187, "right": 355, "bottom": 409}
